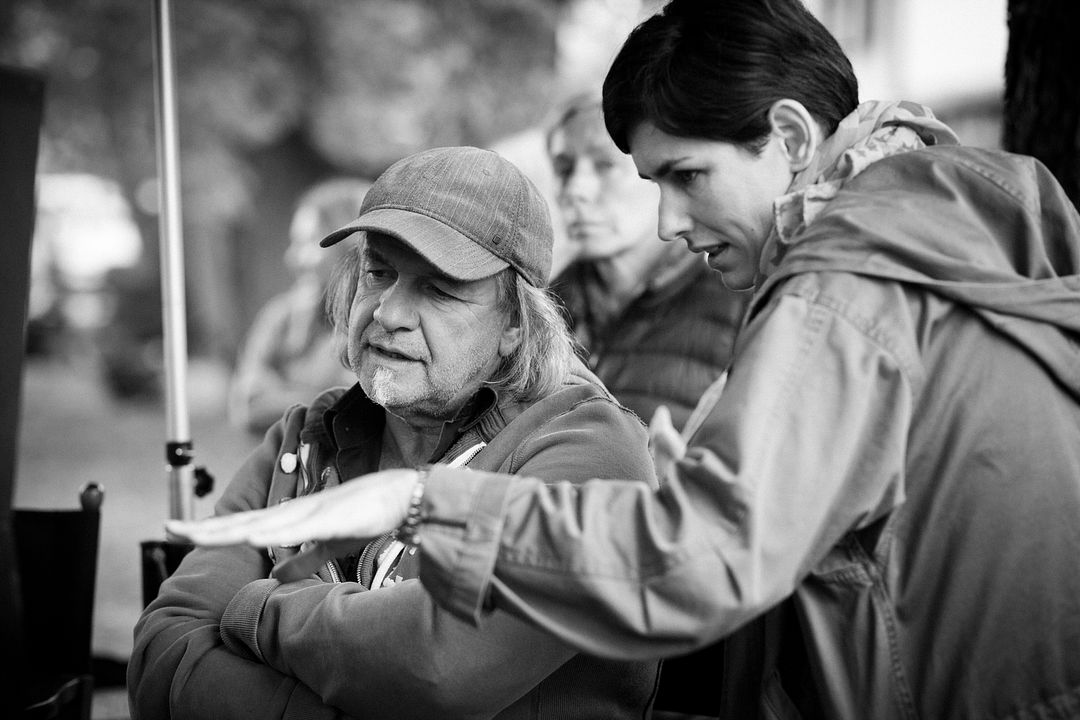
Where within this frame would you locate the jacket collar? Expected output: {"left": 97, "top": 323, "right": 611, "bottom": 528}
{"left": 306, "top": 383, "right": 504, "bottom": 463}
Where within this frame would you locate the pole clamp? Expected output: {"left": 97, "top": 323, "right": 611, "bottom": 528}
{"left": 166, "top": 440, "right": 193, "bottom": 467}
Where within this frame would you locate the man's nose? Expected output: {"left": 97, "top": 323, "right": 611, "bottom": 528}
{"left": 371, "top": 281, "right": 418, "bottom": 331}
{"left": 656, "top": 190, "right": 691, "bottom": 244}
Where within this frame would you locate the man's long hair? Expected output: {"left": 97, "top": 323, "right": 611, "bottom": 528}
{"left": 488, "top": 268, "right": 576, "bottom": 401}
{"left": 325, "top": 237, "right": 576, "bottom": 402}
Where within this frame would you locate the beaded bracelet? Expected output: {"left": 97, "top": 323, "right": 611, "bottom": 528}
{"left": 396, "top": 468, "right": 428, "bottom": 547}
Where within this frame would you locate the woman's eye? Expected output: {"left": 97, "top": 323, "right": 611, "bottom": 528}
{"left": 552, "top": 159, "right": 573, "bottom": 183}
{"left": 673, "top": 169, "right": 699, "bottom": 186}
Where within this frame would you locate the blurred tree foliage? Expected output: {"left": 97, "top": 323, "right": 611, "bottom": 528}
{"left": 0, "top": 0, "right": 569, "bottom": 372}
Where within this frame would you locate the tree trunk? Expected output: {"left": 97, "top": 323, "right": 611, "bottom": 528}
{"left": 1002, "top": 0, "right": 1080, "bottom": 209}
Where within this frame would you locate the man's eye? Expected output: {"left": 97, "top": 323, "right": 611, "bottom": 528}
{"left": 361, "top": 268, "right": 391, "bottom": 286}
{"left": 428, "top": 283, "right": 457, "bottom": 301}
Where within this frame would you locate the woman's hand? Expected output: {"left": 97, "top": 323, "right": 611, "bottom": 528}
{"left": 165, "top": 468, "right": 420, "bottom": 582}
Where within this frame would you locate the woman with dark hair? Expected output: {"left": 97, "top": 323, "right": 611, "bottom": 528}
{"left": 169, "top": 2, "right": 1080, "bottom": 718}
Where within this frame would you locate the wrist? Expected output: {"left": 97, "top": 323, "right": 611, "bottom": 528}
{"left": 396, "top": 467, "right": 428, "bottom": 547}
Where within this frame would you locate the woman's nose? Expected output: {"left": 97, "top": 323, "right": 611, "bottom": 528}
{"left": 559, "top": 160, "right": 600, "bottom": 206}
{"left": 656, "top": 190, "right": 691, "bottom": 243}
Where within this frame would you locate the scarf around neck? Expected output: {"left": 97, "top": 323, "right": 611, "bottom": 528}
{"left": 751, "top": 101, "right": 1080, "bottom": 402}
{"left": 757, "top": 100, "right": 960, "bottom": 282}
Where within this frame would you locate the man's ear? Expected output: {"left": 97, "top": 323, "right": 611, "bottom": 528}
{"left": 768, "top": 99, "right": 822, "bottom": 172}
{"left": 499, "top": 323, "right": 523, "bottom": 358}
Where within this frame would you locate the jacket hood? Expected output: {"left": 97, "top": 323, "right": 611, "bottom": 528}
{"left": 757, "top": 145, "right": 1080, "bottom": 399}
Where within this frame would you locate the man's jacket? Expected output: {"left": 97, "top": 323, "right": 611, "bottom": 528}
{"left": 128, "top": 360, "right": 660, "bottom": 720}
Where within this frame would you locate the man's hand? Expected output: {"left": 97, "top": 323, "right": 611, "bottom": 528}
{"left": 272, "top": 539, "right": 360, "bottom": 583}
{"left": 166, "top": 468, "right": 421, "bottom": 581}
{"left": 648, "top": 405, "right": 686, "bottom": 486}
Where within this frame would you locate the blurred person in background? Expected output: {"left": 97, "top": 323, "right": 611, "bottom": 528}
{"left": 546, "top": 92, "right": 750, "bottom": 719}
{"left": 228, "top": 177, "right": 371, "bottom": 437}
{"left": 130, "top": 147, "right": 661, "bottom": 719}
{"left": 547, "top": 93, "right": 748, "bottom": 431}
{"left": 167, "top": 0, "right": 1080, "bottom": 717}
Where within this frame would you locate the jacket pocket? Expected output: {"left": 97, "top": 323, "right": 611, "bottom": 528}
{"left": 762, "top": 668, "right": 808, "bottom": 720}
{"left": 794, "top": 532, "right": 917, "bottom": 720}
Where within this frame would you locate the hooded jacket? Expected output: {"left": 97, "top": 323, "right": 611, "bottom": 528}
{"left": 717, "top": 143, "right": 1080, "bottom": 719}
{"left": 407, "top": 133, "right": 1080, "bottom": 719}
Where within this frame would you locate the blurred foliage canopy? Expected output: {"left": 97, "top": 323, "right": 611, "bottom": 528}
{"left": 0, "top": 0, "right": 579, "bottom": 362}
{"left": 2, "top": 0, "right": 567, "bottom": 208}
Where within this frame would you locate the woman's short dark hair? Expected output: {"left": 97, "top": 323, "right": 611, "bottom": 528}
{"left": 602, "top": 0, "right": 859, "bottom": 154}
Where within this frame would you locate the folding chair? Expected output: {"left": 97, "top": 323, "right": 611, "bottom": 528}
{"left": 651, "top": 640, "right": 724, "bottom": 719}
{"left": 14, "top": 482, "right": 103, "bottom": 720}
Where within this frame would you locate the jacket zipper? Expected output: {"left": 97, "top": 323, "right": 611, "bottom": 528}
{"left": 354, "top": 441, "right": 487, "bottom": 586}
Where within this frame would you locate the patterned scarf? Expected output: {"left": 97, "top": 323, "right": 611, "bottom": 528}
{"left": 757, "top": 100, "right": 961, "bottom": 282}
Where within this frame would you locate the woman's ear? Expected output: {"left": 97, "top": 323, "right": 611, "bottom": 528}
{"left": 768, "top": 99, "right": 822, "bottom": 172}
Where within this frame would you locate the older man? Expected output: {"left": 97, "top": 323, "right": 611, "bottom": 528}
{"left": 129, "top": 147, "right": 660, "bottom": 720}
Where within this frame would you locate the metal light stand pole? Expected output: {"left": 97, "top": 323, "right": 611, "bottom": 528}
{"left": 151, "top": 0, "right": 194, "bottom": 523}
{"left": 142, "top": 0, "right": 197, "bottom": 607}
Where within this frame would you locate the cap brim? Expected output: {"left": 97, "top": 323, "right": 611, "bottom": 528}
{"left": 319, "top": 208, "right": 509, "bottom": 282}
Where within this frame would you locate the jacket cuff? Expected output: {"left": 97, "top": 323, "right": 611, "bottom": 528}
{"left": 220, "top": 578, "right": 279, "bottom": 662}
{"left": 418, "top": 467, "right": 516, "bottom": 625}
